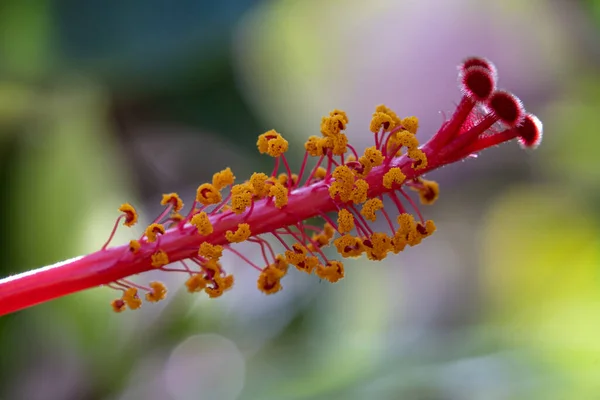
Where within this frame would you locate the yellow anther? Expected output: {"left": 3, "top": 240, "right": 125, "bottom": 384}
{"left": 151, "top": 249, "right": 169, "bottom": 268}
{"left": 351, "top": 179, "right": 369, "bottom": 204}
{"left": 145, "top": 281, "right": 167, "bottom": 302}
{"left": 285, "top": 243, "right": 308, "bottom": 266}
{"left": 274, "top": 254, "right": 289, "bottom": 273}
{"left": 199, "top": 242, "right": 223, "bottom": 260}
{"left": 111, "top": 299, "right": 126, "bottom": 313}
{"left": 391, "top": 231, "right": 407, "bottom": 254}
{"left": 321, "top": 137, "right": 334, "bottom": 152}
{"left": 123, "top": 287, "right": 142, "bottom": 310}
{"left": 129, "top": 239, "right": 141, "bottom": 253}
{"left": 383, "top": 167, "right": 406, "bottom": 189}
{"left": 331, "top": 133, "right": 348, "bottom": 155}
{"left": 337, "top": 208, "right": 355, "bottom": 234}
{"left": 332, "top": 164, "right": 355, "bottom": 183}
{"left": 257, "top": 129, "right": 289, "bottom": 157}
{"left": 205, "top": 274, "right": 234, "bottom": 298}
{"left": 408, "top": 148, "right": 428, "bottom": 169}
{"left": 324, "top": 223, "right": 336, "bottom": 237}
{"left": 316, "top": 260, "right": 345, "bottom": 283}
{"left": 185, "top": 274, "right": 209, "bottom": 293}
{"left": 329, "top": 109, "right": 349, "bottom": 125}
{"left": 375, "top": 104, "right": 402, "bottom": 125}
{"left": 231, "top": 183, "right": 253, "bottom": 214}
{"left": 257, "top": 264, "right": 286, "bottom": 294}
{"left": 416, "top": 220, "right": 437, "bottom": 240}
{"left": 393, "top": 211, "right": 434, "bottom": 250}
{"left": 401, "top": 116, "right": 419, "bottom": 134}
{"left": 191, "top": 212, "right": 213, "bottom": 235}
{"left": 329, "top": 182, "right": 351, "bottom": 203}
{"left": 277, "top": 173, "right": 298, "bottom": 187}
{"left": 361, "top": 198, "right": 384, "bottom": 222}
{"left": 320, "top": 114, "right": 346, "bottom": 137}
{"left": 269, "top": 182, "right": 289, "bottom": 208}
{"left": 225, "top": 223, "right": 251, "bottom": 243}
{"left": 203, "top": 259, "right": 222, "bottom": 275}
{"left": 334, "top": 234, "right": 364, "bottom": 258}
{"left": 370, "top": 112, "right": 395, "bottom": 133}
{"left": 212, "top": 167, "right": 235, "bottom": 190}
{"left": 329, "top": 165, "right": 355, "bottom": 202}
{"left": 145, "top": 223, "right": 165, "bottom": 243}
{"left": 170, "top": 212, "right": 184, "bottom": 222}
{"left": 313, "top": 166, "right": 328, "bottom": 181}
{"left": 307, "top": 223, "right": 336, "bottom": 252}
{"left": 397, "top": 213, "right": 416, "bottom": 236}
{"left": 396, "top": 130, "right": 419, "bottom": 149}
{"left": 222, "top": 275, "right": 235, "bottom": 292}
{"left": 363, "top": 232, "right": 392, "bottom": 261}
{"left": 305, "top": 136, "right": 328, "bottom": 157}
{"left": 118, "top": 203, "right": 138, "bottom": 227}
{"left": 425, "top": 220, "right": 436, "bottom": 235}
{"left": 196, "top": 183, "right": 222, "bottom": 205}
{"left": 412, "top": 179, "right": 440, "bottom": 205}
{"left": 296, "top": 256, "right": 319, "bottom": 274}
{"left": 363, "top": 147, "right": 385, "bottom": 167}
{"left": 359, "top": 146, "right": 384, "bottom": 176}
{"left": 396, "top": 213, "right": 422, "bottom": 246}
{"left": 249, "top": 172, "right": 271, "bottom": 198}
{"left": 161, "top": 193, "right": 184, "bottom": 212}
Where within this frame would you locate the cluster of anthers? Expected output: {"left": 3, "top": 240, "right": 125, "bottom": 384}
{"left": 103, "top": 57, "right": 542, "bottom": 313}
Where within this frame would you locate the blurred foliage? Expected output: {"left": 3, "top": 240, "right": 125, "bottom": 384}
{"left": 482, "top": 186, "right": 600, "bottom": 398}
{"left": 586, "top": 0, "right": 600, "bottom": 26}
{"left": 0, "top": 0, "right": 599, "bottom": 399}
{"left": 543, "top": 75, "right": 600, "bottom": 209}
{"left": 56, "top": 0, "right": 257, "bottom": 85}
{"left": 0, "top": 0, "right": 56, "bottom": 79}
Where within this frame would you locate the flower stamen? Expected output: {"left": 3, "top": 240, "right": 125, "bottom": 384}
{"left": 91, "top": 57, "right": 543, "bottom": 314}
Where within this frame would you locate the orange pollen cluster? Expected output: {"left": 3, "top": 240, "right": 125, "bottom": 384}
{"left": 145, "top": 223, "right": 165, "bottom": 243}
{"left": 151, "top": 250, "right": 169, "bottom": 268}
{"left": 160, "top": 193, "right": 184, "bottom": 212}
{"left": 118, "top": 203, "right": 138, "bottom": 227}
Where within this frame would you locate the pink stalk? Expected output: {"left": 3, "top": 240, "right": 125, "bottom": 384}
{"left": 0, "top": 153, "right": 420, "bottom": 315}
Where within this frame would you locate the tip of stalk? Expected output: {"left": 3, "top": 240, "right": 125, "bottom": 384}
{"left": 460, "top": 66, "right": 496, "bottom": 103}
{"left": 460, "top": 56, "right": 498, "bottom": 79}
{"left": 488, "top": 90, "right": 525, "bottom": 128}
{"left": 517, "top": 113, "right": 543, "bottom": 149}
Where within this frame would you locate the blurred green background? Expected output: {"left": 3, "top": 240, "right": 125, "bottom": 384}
{"left": 0, "top": 0, "right": 599, "bottom": 399}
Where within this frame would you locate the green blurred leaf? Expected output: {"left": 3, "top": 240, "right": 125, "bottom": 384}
{"left": 543, "top": 76, "right": 600, "bottom": 194}
{"left": 0, "top": 82, "right": 36, "bottom": 129}
{"left": 481, "top": 185, "right": 600, "bottom": 397}
{"left": 584, "top": 0, "right": 600, "bottom": 27}
{"left": 0, "top": 0, "right": 56, "bottom": 78}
